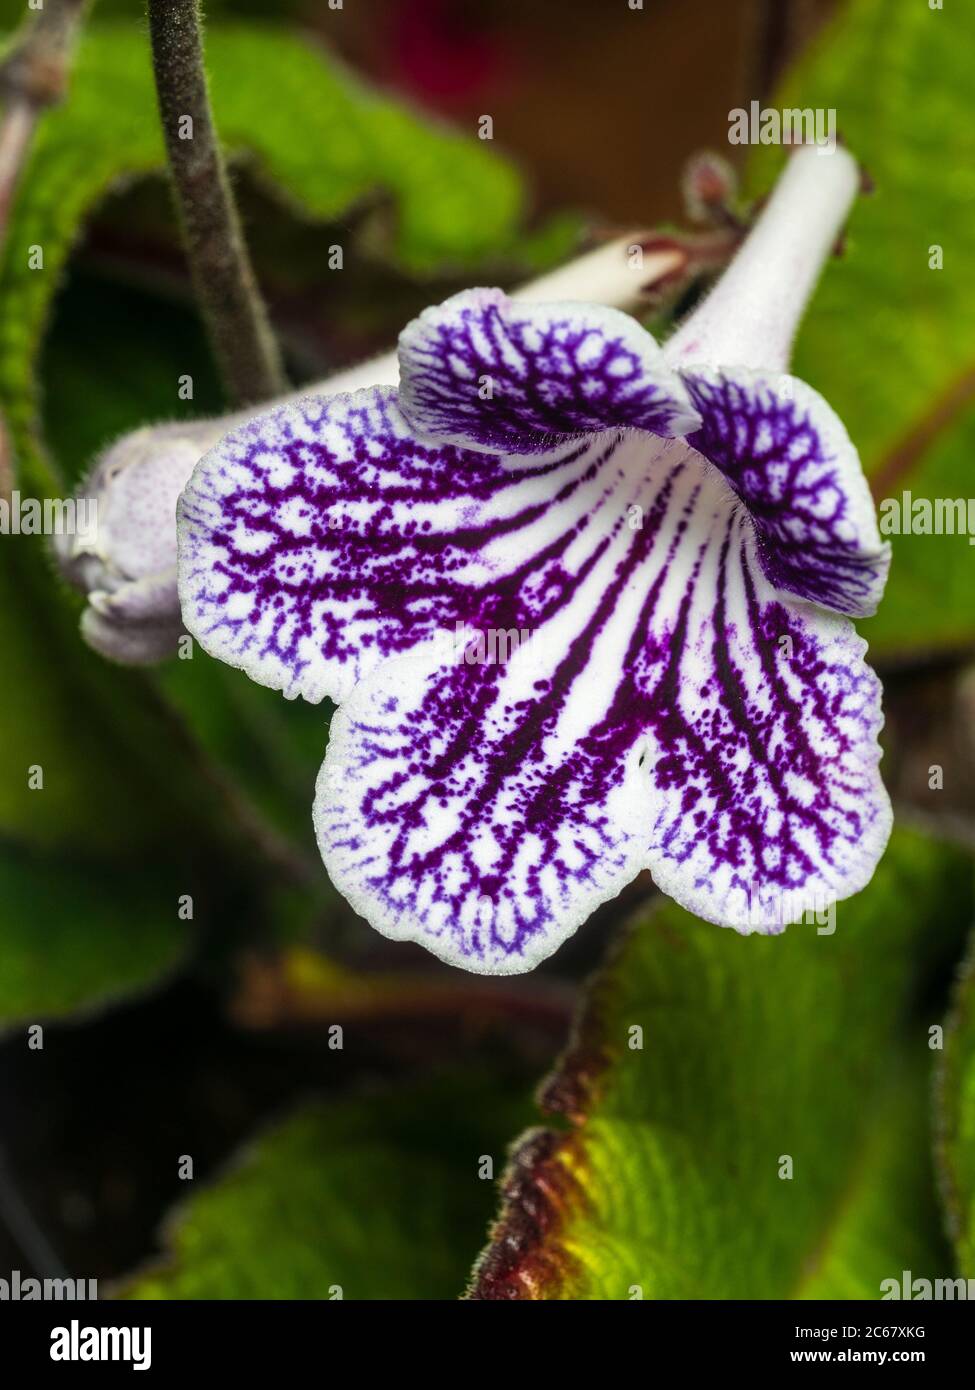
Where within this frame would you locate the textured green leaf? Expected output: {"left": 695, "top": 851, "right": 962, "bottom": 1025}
{"left": 936, "top": 936, "right": 975, "bottom": 1278}
{"left": 0, "top": 20, "right": 532, "bottom": 490}
{"left": 206, "top": 28, "right": 523, "bottom": 273}
{"left": 120, "top": 1073, "right": 532, "bottom": 1300}
{"left": 751, "top": 0, "right": 975, "bottom": 655}
{"left": 0, "top": 841, "right": 191, "bottom": 1031}
{"left": 798, "top": 1049, "right": 951, "bottom": 1299}
{"left": 471, "top": 829, "right": 970, "bottom": 1300}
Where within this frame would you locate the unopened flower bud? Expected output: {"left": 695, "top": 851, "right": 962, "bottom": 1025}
{"left": 55, "top": 423, "right": 225, "bottom": 663}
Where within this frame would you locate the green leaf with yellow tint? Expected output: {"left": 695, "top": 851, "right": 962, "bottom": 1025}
{"left": 471, "top": 829, "right": 968, "bottom": 1299}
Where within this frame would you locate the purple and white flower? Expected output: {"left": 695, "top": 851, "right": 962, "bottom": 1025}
{"left": 177, "top": 146, "right": 892, "bottom": 974}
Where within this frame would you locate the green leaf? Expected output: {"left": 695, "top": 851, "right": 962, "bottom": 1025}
{"left": 208, "top": 28, "right": 524, "bottom": 272}
{"left": 0, "top": 527, "right": 302, "bottom": 1016}
{"left": 470, "top": 828, "right": 970, "bottom": 1299}
{"left": 798, "top": 1049, "right": 951, "bottom": 1299}
{"left": 0, "top": 841, "right": 191, "bottom": 1032}
{"left": 0, "top": 535, "right": 263, "bottom": 1024}
{"left": 751, "top": 0, "right": 975, "bottom": 656}
{"left": 119, "top": 1072, "right": 533, "bottom": 1300}
{"left": 0, "top": 21, "right": 534, "bottom": 492}
{"left": 851, "top": 412, "right": 975, "bottom": 654}
{"left": 936, "top": 936, "right": 975, "bottom": 1278}
{"left": 0, "top": 539, "right": 200, "bottom": 854}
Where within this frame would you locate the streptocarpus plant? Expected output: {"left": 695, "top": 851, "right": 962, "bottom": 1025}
{"left": 176, "top": 145, "right": 891, "bottom": 975}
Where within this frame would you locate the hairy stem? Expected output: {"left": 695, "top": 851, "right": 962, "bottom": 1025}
{"left": 145, "top": 0, "right": 286, "bottom": 405}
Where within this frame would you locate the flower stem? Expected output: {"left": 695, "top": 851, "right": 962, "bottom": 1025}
{"left": 145, "top": 0, "right": 286, "bottom": 406}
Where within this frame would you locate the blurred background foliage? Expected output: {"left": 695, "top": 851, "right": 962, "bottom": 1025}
{"left": 0, "top": 0, "right": 973, "bottom": 1300}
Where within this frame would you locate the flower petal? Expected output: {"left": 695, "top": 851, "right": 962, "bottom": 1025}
{"left": 177, "top": 387, "right": 653, "bottom": 704}
{"left": 639, "top": 503, "right": 892, "bottom": 932}
{"left": 313, "top": 436, "right": 891, "bottom": 968}
{"left": 682, "top": 367, "right": 889, "bottom": 616}
{"left": 314, "top": 638, "right": 653, "bottom": 974}
{"left": 313, "top": 430, "right": 714, "bottom": 973}
{"left": 398, "top": 288, "right": 700, "bottom": 453}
